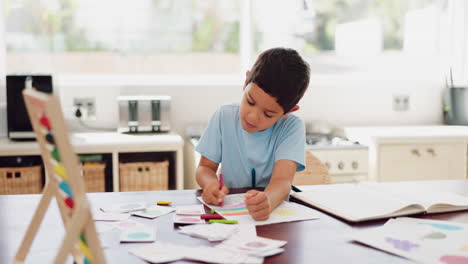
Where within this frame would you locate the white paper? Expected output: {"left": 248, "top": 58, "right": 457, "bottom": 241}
{"left": 93, "top": 211, "right": 131, "bottom": 221}
{"left": 175, "top": 204, "right": 205, "bottom": 215}
{"left": 100, "top": 201, "right": 146, "bottom": 213}
{"left": 199, "top": 194, "right": 320, "bottom": 226}
{"left": 120, "top": 225, "right": 156, "bottom": 243}
{"left": 129, "top": 242, "right": 264, "bottom": 264}
{"left": 351, "top": 217, "right": 468, "bottom": 264}
{"left": 173, "top": 214, "right": 205, "bottom": 224}
{"left": 111, "top": 219, "right": 146, "bottom": 230}
{"left": 179, "top": 223, "right": 239, "bottom": 241}
{"left": 218, "top": 235, "right": 287, "bottom": 257}
{"left": 131, "top": 205, "right": 175, "bottom": 219}
{"left": 128, "top": 243, "right": 185, "bottom": 263}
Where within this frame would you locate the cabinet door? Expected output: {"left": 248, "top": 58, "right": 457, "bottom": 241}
{"left": 378, "top": 142, "right": 466, "bottom": 182}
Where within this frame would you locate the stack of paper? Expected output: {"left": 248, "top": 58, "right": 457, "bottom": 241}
{"left": 351, "top": 217, "right": 468, "bottom": 263}
{"left": 216, "top": 236, "right": 287, "bottom": 257}
{"left": 179, "top": 223, "right": 257, "bottom": 241}
{"left": 129, "top": 242, "right": 264, "bottom": 264}
{"left": 173, "top": 204, "right": 206, "bottom": 224}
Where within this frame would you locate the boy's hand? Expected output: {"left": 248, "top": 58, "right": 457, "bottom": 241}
{"left": 201, "top": 180, "right": 229, "bottom": 205}
{"left": 245, "top": 190, "right": 272, "bottom": 221}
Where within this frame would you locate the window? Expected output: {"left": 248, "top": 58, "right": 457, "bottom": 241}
{"left": 252, "top": 0, "right": 450, "bottom": 77}
{"left": 3, "top": 0, "right": 462, "bottom": 83}
{"left": 5, "top": 0, "right": 241, "bottom": 75}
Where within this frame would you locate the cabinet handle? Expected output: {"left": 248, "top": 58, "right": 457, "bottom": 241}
{"left": 411, "top": 149, "right": 421, "bottom": 157}
{"left": 338, "top": 161, "right": 344, "bottom": 170}
{"left": 427, "top": 148, "right": 436, "bottom": 157}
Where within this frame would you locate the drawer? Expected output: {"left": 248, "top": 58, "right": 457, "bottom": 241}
{"left": 378, "top": 142, "right": 466, "bottom": 181}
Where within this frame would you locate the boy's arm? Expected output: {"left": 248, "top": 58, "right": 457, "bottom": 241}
{"left": 196, "top": 156, "right": 228, "bottom": 205}
{"left": 245, "top": 159, "right": 297, "bottom": 220}
{"left": 196, "top": 156, "right": 219, "bottom": 188}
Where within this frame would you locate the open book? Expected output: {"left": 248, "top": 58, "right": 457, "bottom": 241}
{"left": 290, "top": 183, "right": 468, "bottom": 223}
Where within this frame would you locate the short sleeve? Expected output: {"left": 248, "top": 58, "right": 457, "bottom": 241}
{"left": 195, "top": 108, "right": 222, "bottom": 164}
{"left": 274, "top": 118, "right": 306, "bottom": 172}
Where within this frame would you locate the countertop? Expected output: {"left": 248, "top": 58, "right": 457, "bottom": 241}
{"left": 0, "top": 132, "right": 184, "bottom": 156}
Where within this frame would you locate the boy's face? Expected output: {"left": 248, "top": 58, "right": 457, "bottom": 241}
{"left": 240, "top": 82, "right": 286, "bottom": 133}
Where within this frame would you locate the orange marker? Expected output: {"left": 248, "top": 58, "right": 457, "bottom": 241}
{"left": 156, "top": 201, "right": 172, "bottom": 206}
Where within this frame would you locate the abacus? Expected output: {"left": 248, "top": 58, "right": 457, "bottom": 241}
{"left": 15, "top": 89, "right": 105, "bottom": 264}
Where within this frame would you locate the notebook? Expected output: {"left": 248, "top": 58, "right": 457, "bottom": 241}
{"left": 290, "top": 183, "right": 468, "bottom": 223}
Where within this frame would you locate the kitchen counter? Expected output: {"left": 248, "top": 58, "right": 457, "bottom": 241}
{"left": 345, "top": 126, "right": 468, "bottom": 145}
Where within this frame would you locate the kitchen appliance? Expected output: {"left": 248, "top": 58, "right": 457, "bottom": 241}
{"left": 305, "top": 122, "right": 369, "bottom": 184}
{"left": 117, "top": 95, "right": 171, "bottom": 133}
{"left": 443, "top": 87, "right": 468, "bottom": 125}
{"left": 6, "top": 75, "right": 53, "bottom": 140}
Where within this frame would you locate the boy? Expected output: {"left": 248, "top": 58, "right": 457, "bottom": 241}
{"left": 195, "top": 47, "right": 310, "bottom": 220}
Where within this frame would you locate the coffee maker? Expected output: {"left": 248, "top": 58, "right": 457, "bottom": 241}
{"left": 6, "top": 75, "right": 53, "bottom": 140}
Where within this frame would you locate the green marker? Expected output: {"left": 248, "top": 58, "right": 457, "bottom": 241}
{"left": 209, "top": 219, "right": 238, "bottom": 224}
{"left": 210, "top": 209, "right": 216, "bottom": 213}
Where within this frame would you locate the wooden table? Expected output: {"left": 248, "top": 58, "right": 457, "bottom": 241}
{"left": 1, "top": 180, "right": 468, "bottom": 263}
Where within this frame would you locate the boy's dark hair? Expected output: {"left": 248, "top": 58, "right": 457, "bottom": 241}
{"left": 246, "top": 47, "right": 310, "bottom": 113}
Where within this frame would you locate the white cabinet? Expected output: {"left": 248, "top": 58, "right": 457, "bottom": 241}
{"left": 378, "top": 142, "right": 466, "bottom": 182}
{"left": 345, "top": 126, "right": 468, "bottom": 182}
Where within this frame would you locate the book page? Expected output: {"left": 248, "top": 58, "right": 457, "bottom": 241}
{"left": 292, "top": 184, "right": 425, "bottom": 222}
{"left": 358, "top": 182, "right": 468, "bottom": 213}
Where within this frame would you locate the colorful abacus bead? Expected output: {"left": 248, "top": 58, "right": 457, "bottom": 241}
{"left": 51, "top": 147, "right": 60, "bottom": 162}
{"left": 64, "top": 197, "right": 74, "bottom": 209}
{"left": 39, "top": 114, "right": 51, "bottom": 130}
{"left": 54, "top": 163, "right": 68, "bottom": 180}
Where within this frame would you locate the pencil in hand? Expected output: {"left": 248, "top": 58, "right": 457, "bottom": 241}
{"left": 219, "top": 173, "right": 224, "bottom": 206}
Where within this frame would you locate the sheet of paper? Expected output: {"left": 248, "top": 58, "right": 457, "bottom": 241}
{"left": 93, "top": 210, "right": 131, "bottom": 221}
{"left": 129, "top": 242, "right": 264, "bottom": 264}
{"left": 111, "top": 219, "right": 146, "bottom": 230}
{"left": 128, "top": 243, "right": 185, "bottom": 263}
{"left": 179, "top": 223, "right": 239, "bottom": 241}
{"left": 173, "top": 214, "right": 205, "bottom": 224}
{"left": 183, "top": 245, "right": 264, "bottom": 264}
{"left": 199, "top": 194, "right": 320, "bottom": 226}
{"left": 175, "top": 204, "right": 205, "bottom": 215}
{"left": 100, "top": 201, "right": 146, "bottom": 213}
{"left": 131, "top": 205, "right": 175, "bottom": 219}
{"left": 351, "top": 217, "right": 468, "bottom": 264}
{"left": 120, "top": 225, "right": 156, "bottom": 243}
{"left": 217, "top": 235, "right": 287, "bottom": 257}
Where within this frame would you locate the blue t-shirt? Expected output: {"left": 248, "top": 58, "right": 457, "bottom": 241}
{"left": 195, "top": 104, "right": 306, "bottom": 188}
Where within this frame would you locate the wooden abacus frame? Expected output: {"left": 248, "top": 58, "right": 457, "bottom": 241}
{"left": 15, "top": 89, "right": 105, "bottom": 264}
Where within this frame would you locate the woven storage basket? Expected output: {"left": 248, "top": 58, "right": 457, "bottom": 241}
{"left": 119, "top": 161, "right": 169, "bottom": 191}
{"left": 82, "top": 162, "right": 106, "bottom": 192}
{"left": 0, "top": 165, "right": 42, "bottom": 194}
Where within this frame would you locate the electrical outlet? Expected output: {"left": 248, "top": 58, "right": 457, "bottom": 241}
{"left": 73, "top": 97, "right": 96, "bottom": 120}
{"left": 393, "top": 94, "right": 410, "bottom": 112}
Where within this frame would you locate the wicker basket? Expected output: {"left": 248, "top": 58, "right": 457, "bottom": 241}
{"left": 119, "top": 161, "right": 169, "bottom": 191}
{"left": 0, "top": 165, "right": 42, "bottom": 194}
{"left": 82, "top": 162, "right": 106, "bottom": 192}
